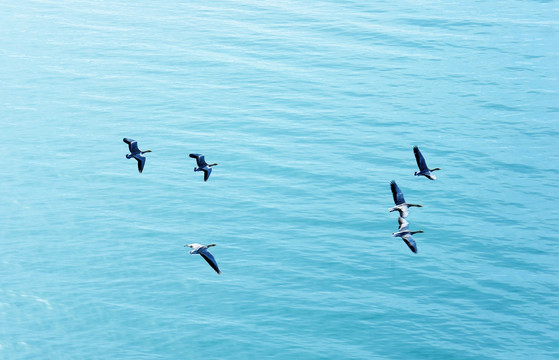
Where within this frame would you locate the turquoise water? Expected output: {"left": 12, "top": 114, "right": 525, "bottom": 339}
{"left": 1, "top": 1, "right": 558, "bottom": 359}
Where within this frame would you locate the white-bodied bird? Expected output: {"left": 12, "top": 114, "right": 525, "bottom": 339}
{"left": 413, "top": 146, "right": 440, "bottom": 180}
{"left": 392, "top": 217, "right": 423, "bottom": 254}
{"left": 389, "top": 180, "right": 422, "bottom": 218}
{"left": 185, "top": 243, "right": 220, "bottom": 274}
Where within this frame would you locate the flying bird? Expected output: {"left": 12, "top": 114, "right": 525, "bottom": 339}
{"left": 413, "top": 146, "right": 440, "bottom": 180}
{"left": 123, "top": 138, "right": 151, "bottom": 173}
{"left": 185, "top": 243, "right": 220, "bottom": 274}
{"left": 392, "top": 217, "right": 423, "bottom": 253}
{"left": 389, "top": 180, "right": 422, "bottom": 218}
{"left": 189, "top": 153, "right": 218, "bottom": 181}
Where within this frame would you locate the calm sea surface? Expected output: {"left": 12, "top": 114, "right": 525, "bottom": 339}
{"left": 1, "top": 1, "right": 558, "bottom": 359}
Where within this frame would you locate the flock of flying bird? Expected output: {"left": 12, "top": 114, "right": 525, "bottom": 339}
{"left": 389, "top": 146, "right": 441, "bottom": 253}
{"left": 123, "top": 138, "right": 222, "bottom": 274}
{"left": 124, "top": 138, "right": 440, "bottom": 274}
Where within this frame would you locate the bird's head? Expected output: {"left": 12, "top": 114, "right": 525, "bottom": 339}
{"left": 142, "top": 150, "right": 152, "bottom": 154}
{"left": 207, "top": 244, "right": 217, "bottom": 247}
{"left": 209, "top": 163, "right": 218, "bottom": 167}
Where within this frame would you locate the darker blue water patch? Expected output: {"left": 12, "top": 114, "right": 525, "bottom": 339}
{"left": 479, "top": 102, "right": 525, "bottom": 112}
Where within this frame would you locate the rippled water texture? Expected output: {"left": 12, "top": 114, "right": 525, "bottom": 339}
{"left": 1, "top": 1, "right": 558, "bottom": 359}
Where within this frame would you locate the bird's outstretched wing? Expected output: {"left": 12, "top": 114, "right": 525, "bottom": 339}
{"left": 124, "top": 138, "right": 139, "bottom": 153}
{"left": 413, "top": 146, "right": 428, "bottom": 171}
{"left": 199, "top": 249, "right": 221, "bottom": 274}
{"left": 398, "top": 217, "right": 409, "bottom": 231}
{"left": 202, "top": 167, "right": 212, "bottom": 182}
{"left": 189, "top": 153, "right": 208, "bottom": 167}
{"left": 401, "top": 235, "right": 417, "bottom": 253}
{"left": 133, "top": 154, "right": 146, "bottom": 173}
{"left": 390, "top": 180, "right": 406, "bottom": 205}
